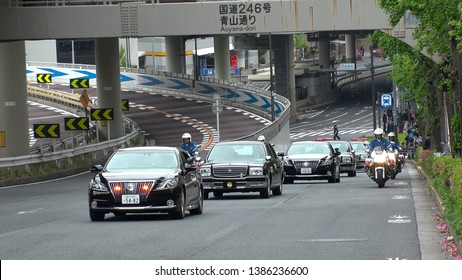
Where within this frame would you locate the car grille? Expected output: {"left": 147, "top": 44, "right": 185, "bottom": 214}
{"left": 293, "top": 160, "right": 320, "bottom": 172}
{"left": 109, "top": 181, "right": 155, "bottom": 195}
{"left": 213, "top": 166, "right": 247, "bottom": 178}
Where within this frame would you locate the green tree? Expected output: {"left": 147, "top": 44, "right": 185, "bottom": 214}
{"left": 293, "top": 34, "right": 308, "bottom": 61}
{"left": 120, "top": 44, "right": 127, "bottom": 68}
{"left": 376, "top": 0, "right": 462, "bottom": 155}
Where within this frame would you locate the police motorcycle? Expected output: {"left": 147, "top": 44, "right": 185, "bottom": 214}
{"left": 365, "top": 146, "right": 395, "bottom": 188}
{"left": 388, "top": 141, "right": 405, "bottom": 179}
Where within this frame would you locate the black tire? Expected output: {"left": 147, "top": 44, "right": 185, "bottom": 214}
{"left": 260, "top": 178, "right": 271, "bottom": 198}
{"left": 272, "top": 176, "right": 283, "bottom": 196}
{"left": 377, "top": 171, "right": 385, "bottom": 188}
{"left": 89, "top": 210, "right": 105, "bottom": 222}
{"left": 283, "top": 177, "right": 294, "bottom": 184}
{"left": 190, "top": 188, "right": 204, "bottom": 215}
{"left": 170, "top": 190, "right": 186, "bottom": 219}
{"left": 213, "top": 191, "right": 223, "bottom": 198}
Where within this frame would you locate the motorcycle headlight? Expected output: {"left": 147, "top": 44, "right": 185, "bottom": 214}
{"left": 200, "top": 167, "right": 211, "bottom": 177}
{"left": 158, "top": 178, "right": 178, "bottom": 189}
{"left": 90, "top": 176, "right": 108, "bottom": 191}
{"left": 249, "top": 167, "right": 264, "bottom": 176}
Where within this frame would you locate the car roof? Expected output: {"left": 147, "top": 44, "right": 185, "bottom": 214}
{"left": 215, "top": 140, "right": 264, "bottom": 145}
{"left": 117, "top": 146, "right": 178, "bottom": 152}
{"left": 290, "top": 141, "right": 330, "bottom": 145}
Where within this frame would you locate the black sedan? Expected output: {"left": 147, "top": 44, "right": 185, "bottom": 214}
{"left": 88, "top": 146, "right": 203, "bottom": 221}
{"left": 282, "top": 141, "right": 341, "bottom": 183}
{"left": 329, "top": 140, "right": 357, "bottom": 177}
{"left": 200, "top": 140, "right": 283, "bottom": 199}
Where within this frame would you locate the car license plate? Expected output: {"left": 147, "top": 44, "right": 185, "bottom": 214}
{"left": 301, "top": 168, "right": 312, "bottom": 174}
{"left": 122, "top": 194, "right": 140, "bottom": 204}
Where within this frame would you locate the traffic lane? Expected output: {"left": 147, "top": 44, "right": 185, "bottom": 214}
{"left": 28, "top": 101, "right": 78, "bottom": 148}
{"left": 191, "top": 171, "right": 419, "bottom": 260}
{"left": 121, "top": 90, "right": 269, "bottom": 145}
{"left": 0, "top": 166, "right": 420, "bottom": 259}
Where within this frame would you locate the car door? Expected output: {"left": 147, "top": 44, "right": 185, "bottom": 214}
{"left": 178, "top": 150, "right": 200, "bottom": 205}
{"left": 265, "top": 143, "right": 283, "bottom": 186}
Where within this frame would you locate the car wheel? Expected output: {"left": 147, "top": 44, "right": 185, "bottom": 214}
{"left": 170, "top": 190, "right": 186, "bottom": 219}
{"left": 260, "top": 178, "right": 271, "bottom": 198}
{"left": 213, "top": 191, "right": 223, "bottom": 198}
{"left": 283, "top": 177, "right": 294, "bottom": 184}
{"left": 89, "top": 210, "right": 105, "bottom": 222}
{"left": 190, "top": 188, "right": 204, "bottom": 215}
{"left": 272, "top": 175, "right": 283, "bottom": 196}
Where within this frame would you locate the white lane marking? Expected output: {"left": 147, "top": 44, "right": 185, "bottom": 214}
{"left": 17, "top": 208, "right": 43, "bottom": 215}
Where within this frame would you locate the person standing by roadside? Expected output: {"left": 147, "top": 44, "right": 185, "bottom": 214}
{"left": 382, "top": 112, "right": 388, "bottom": 133}
{"left": 333, "top": 121, "right": 340, "bottom": 140}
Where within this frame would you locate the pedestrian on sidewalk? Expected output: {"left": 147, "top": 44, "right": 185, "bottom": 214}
{"left": 333, "top": 121, "right": 340, "bottom": 140}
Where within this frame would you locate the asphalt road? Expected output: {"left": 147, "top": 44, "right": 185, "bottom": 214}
{"left": 0, "top": 163, "right": 443, "bottom": 260}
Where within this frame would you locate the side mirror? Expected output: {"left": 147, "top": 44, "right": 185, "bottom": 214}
{"left": 90, "top": 164, "right": 103, "bottom": 173}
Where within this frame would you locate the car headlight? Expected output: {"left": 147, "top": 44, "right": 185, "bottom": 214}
{"left": 158, "top": 178, "right": 178, "bottom": 189}
{"left": 321, "top": 158, "right": 332, "bottom": 165}
{"left": 90, "top": 177, "right": 108, "bottom": 191}
{"left": 249, "top": 167, "right": 264, "bottom": 176}
{"left": 200, "top": 167, "right": 211, "bottom": 177}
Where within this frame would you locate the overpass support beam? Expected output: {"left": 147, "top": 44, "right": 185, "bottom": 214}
{"left": 165, "top": 36, "right": 185, "bottom": 74}
{"left": 273, "top": 34, "right": 296, "bottom": 120}
{"left": 0, "top": 41, "right": 29, "bottom": 157}
{"left": 318, "top": 32, "right": 331, "bottom": 69}
{"left": 345, "top": 34, "right": 356, "bottom": 64}
{"left": 95, "top": 38, "right": 123, "bottom": 140}
{"left": 214, "top": 35, "right": 231, "bottom": 81}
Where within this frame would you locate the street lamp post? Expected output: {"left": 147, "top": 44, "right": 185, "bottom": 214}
{"left": 212, "top": 94, "right": 223, "bottom": 142}
{"left": 269, "top": 33, "right": 275, "bottom": 122}
{"left": 370, "top": 46, "right": 377, "bottom": 130}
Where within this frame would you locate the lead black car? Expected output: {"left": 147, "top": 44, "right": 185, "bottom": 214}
{"left": 200, "top": 140, "right": 284, "bottom": 199}
{"left": 88, "top": 146, "right": 203, "bottom": 221}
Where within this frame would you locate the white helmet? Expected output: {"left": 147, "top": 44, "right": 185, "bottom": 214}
{"left": 388, "top": 132, "right": 395, "bottom": 137}
{"left": 257, "top": 135, "right": 266, "bottom": 141}
{"left": 182, "top": 133, "right": 191, "bottom": 140}
{"left": 374, "top": 128, "right": 383, "bottom": 135}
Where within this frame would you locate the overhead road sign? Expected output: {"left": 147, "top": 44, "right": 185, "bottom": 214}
{"left": 33, "top": 124, "right": 60, "bottom": 138}
{"left": 64, "top": 117, "right": 89, "bottom": 130}
{"left": 338, "top": 63, "right": 355, "bottom": 71}
{"left": 70, "top": 78, "right": 89, "bottom": 89}
{"left": 121, "top": 99, "right": 129, "bottom": 111}
{"left": 36, "top": 73, "right": 52, "bottom": 83}
{"left": 90, "top": 108, "right": 114, "bottom": 121}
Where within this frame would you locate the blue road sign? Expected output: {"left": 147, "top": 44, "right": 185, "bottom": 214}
{"left": 381, "top": 93, "right": 392, "bottom": 108}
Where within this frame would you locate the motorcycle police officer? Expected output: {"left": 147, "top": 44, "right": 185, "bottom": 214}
{"left": 179, "top": 133, "right": 199, "bottom": 156}
{"left": 367, "top": 128, "right": 392, "bottom": 152}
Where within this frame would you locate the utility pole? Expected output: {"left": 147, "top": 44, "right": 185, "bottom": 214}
{"left": 370, "top": 46, "right": 377, "bottom": 130}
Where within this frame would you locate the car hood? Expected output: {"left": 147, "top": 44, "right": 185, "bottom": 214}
{"left": 99, "top": 170, "right": 178, "bottom": 181}
{"left": 286, "top": 154, "right": 328, "bottom": 160}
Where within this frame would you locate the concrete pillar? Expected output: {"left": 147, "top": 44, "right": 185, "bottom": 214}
{"left": 273, "top": 34, "right": 296, "bottom": 120}
{"left": 214, "top": 35, "right": 231, "bottom": 81}
{"left": 95, "top": 38, "right": 123, "bottom": 140}
{"left": 165, "top": 36, "right": 185, "bottom": 74}
{"left": 318, "top": 32, "right": 331, "bottom": 69}
{"left": 0, "top": 41, "right": 29, "bottom": 157}
{"left": 345, "top": 34, "right": 356, "bottom": 64}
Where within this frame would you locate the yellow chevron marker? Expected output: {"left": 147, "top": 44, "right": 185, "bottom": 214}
{"left": 48, "top": 124, "right": 59, "bottom": 137}
{"left": 66, "top": 118, "right": 76, "bottom": 130}
{"left": 92, "top": 109, "right": 101, "bottom": 120}
{"left": 78, "top": 118, "right": 89, "bottom": 129}
{"left": 35, "top": 125, "right": 46, "bottom": 138}
{"left": 103, "top": 109, "right": 113, "bottom": 120}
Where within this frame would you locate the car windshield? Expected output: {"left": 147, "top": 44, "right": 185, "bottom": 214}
{"left": 351, "top": 142, "right": 367, "bottom": 153}
{"left": 105, "top": 150, "right": 179, "bottom": 171}
{"left": 287, "top": 143, "right": 330, "bottom": 155}
{"left": 330, "top": 142, "right": 351, "bottom": 153}
{"left": 207, "top": 143, "right": 266, "bottom": 164}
